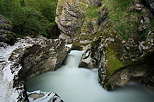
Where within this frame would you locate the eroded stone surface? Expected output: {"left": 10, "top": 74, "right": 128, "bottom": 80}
{"left": 27, "top": 90, "right": 63, "bottom": 102}
{"left": 105, "top": 54, "right": 154, "bottom": 90}
{"left": 0, "top": 37, "right": 70, "bottom": 102}
{"left": 56, "top": 1, "right": 84, "bottom": 38}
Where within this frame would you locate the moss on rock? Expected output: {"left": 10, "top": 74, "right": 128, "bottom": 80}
{"left": 106, "top": 48, "right": 123, "bottom": 76}
{"left": 56, "top": 0, "right": 154, "bottom": 89}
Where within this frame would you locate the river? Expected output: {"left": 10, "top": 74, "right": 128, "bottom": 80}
{"left": 26, "top": 50, "right": 154, "bottom": 102}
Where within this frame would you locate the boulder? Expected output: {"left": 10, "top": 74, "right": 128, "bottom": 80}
{"left": 56, "top": 1, "right": 84, "bottom": 38}
{"left": 0, "top": 37, "right": 70, "bottom": 102}
{"left": 79, "top": 37, "right": 113, "bottom": 85}
{"left": 27, "top": 90, "right": 63, "bottom": 102}
{"left": 79, "top": 38, "right": 105, "bottom": 69}
{"left": 105, "top": 50, "right": 154, "bottom": 90}
{"left": 19, "top": 38, "right": 71, "bottom": 79}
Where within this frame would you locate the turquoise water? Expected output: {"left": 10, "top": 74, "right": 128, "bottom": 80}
{"left": 26, "top": 50, "right": 154, "bottom": 102}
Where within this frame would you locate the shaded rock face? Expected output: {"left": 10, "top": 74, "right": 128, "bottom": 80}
{"left": 105, "top": 51, "right": 154, "bottom": 90}
{"left": 139, "top": 31, "right": 154, "bottom": 54}
{"left": 79, "top": 29, "right": 154, "bottom": 90}
{"left": 79, "top": 37, "right": 115, "bottom": 84}
{"left": 0, "top": 15, "right": 16, "bottom": 45}
{"left": 78, "top": 0, "right": 154, "bottom": 90}
{"left": 82, "top": 31, "right": 154, "bottom": 90}
{"left": 79, "top": 46, "right": 103, "bottom": 68}
{"left": 0, "top": 37, "right": 70, "bottom": 102}
{"left": 56, "top": 2, "right": 84, "bottom": 38}
{"left": 121, "top": 38, "right": 140, "bottom": 62}
{"left": 55, "top": 0, "right": 154, "bottom": 91}
{"left": 79, "top": 39, "right": 105, "bottom": 69}
{"left": 97, "top": 7, "right": 108, "bottom": 25}
{"left": 144, "top": 0, "right": 154, "bottom": 10}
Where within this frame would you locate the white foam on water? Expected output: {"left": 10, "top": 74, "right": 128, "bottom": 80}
{"left": 0, "top": 40, "right": 33, "bottom": 102}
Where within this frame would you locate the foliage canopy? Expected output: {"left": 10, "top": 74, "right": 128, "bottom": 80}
{"left": 0, "top": 0, "right": 58, "bottom": 38}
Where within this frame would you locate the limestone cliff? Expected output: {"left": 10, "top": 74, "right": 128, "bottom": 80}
{"left": 55, "top": 0, "right": 84, "bottom": 39}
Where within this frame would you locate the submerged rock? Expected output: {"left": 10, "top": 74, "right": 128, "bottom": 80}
{"left": 0, "top": 37, "right": 70, "bottom": 102}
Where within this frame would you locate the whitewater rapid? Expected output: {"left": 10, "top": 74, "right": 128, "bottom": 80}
{"left": 26, "top": 50, "right": 154, "bottom": 102}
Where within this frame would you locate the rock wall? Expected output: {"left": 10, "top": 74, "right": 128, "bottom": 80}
{"left": 55, "top": 0, "right": 154, "bottom": 90}
{"left": 0, "top": 37, "right": 70, "bottom": 102}
{"left": 20, "top": 38, "right": 71, "bottom": 79}
{"left": 55, "top": 1, "right": 84, "bottom": 38}
{"left": 105, "top": 50, "right": 154, "bottom": 90}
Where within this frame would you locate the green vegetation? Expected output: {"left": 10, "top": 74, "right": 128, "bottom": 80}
{"left": 103, "top": 0, "right": 140, "bottom": 39}
{"left": 0, "top": 0, "right": 58, "bottom": 38}
{"left": 85, "top": 5, "right": 100, "bottom": 19}
{"left": 106, "top": 48, "right": 123, "bottom": 76}
{"left": 150, "top": 19, "right": 154, "bottom": 30}
{"left": 76, "top": 0, "right": 143, "bottom": 77}
{"left": 76, "top": 0, "right": 141, "bottom": 40}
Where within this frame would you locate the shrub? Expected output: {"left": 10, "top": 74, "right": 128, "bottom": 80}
{"left": 0, "top": 0, "right": 58, "bottom": 38}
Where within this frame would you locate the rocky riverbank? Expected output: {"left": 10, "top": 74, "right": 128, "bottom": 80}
{"left": 55, "top": 0, "right": 154, "bottom": 90}
{"left": 0, "top": 37, "right": 71, "bottom": 101}
{"left": 0, "top": 0, "right": 154, "bottom": 101}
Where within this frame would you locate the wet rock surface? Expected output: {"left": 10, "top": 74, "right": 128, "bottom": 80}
{"left": 1, "top": 0, "right": 154, "bottom": 101}
{"left": 77, "top": 0, "right": 154, "bottom": 90}
{"left": 27, "top": 90, "right": 63, "bottom": 102}
{"left": 20, "top": 38, "right": 71, "bottom": 79}
{"left": 105, "top": 50, "right": 154, "bottom": 90}
{"left": 0, "top": 37, "right": 70, "bottom": 102}
{"left": 79, "top": 39, "right": 105, "bottom": 69}
{"left": 79, "top": 36, "right": 116, "bottom": 85}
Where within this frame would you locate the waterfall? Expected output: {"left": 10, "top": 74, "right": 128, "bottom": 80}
{"left": 26, "top": 50, "right": 154, "bottom": 102}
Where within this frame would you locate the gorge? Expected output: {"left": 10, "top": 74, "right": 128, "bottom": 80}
{"left": 26, "top": 50, "right": 154, "bottom": 102}
{"left": 0, "top": 0, "right": 154, "bottom": 102}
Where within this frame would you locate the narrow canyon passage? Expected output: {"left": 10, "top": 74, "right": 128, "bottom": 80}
{"left": 26, "top": 50, "right": 154, "bottom": 102}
